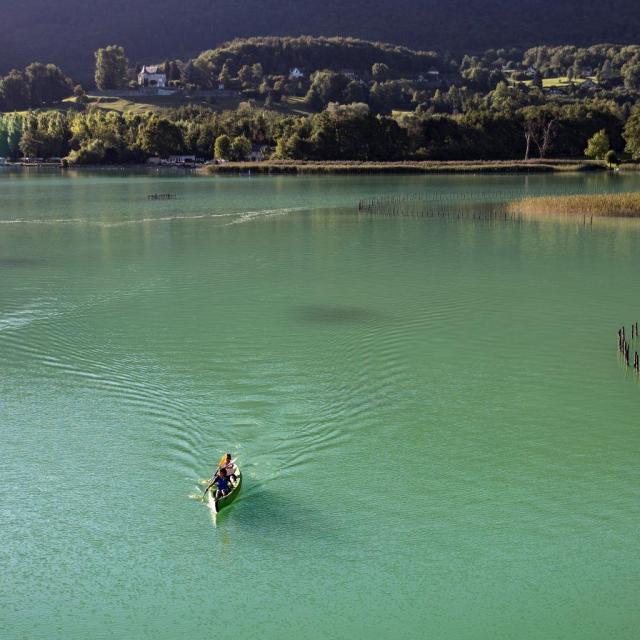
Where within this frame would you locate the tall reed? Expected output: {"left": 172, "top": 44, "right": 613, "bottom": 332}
{"left": 509, "top": 192, "right": 640, "bottom": 218}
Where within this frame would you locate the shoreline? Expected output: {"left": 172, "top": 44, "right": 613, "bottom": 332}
{"left": 202, "top": 159, "right": 611, "bottom": 175}
{"left": 0, "top": 159, "right": 617, "bottom": 175}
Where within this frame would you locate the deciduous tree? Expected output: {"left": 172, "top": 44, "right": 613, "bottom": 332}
{"left": 94, "top": 45, "right": 128, "bottom": 90}
{"left": 623, "top": 106, "right": 640, "bottom": 159}
{"left": 0, "top": 70, "right": 31, "bottom": 110}
{"left": 230, "top": 135, "right": 251, "bottom": 160}
{"left": 371, "top": 63, "right": 389, "bottom": 81}
{"left": 214, "top": 134, "right": 232, "bottom": 159}
{"left": 584, "top": 129, "right": 610, "bottom": 159}
{"left": 136, "top": 116, "right": 183, "bottom": 157}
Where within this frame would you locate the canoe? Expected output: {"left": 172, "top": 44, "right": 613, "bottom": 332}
{"left": 208, "top": 464, "right": 242, "bottom": 513}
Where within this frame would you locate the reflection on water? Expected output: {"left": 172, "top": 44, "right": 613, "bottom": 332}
{"left": 0, "top": 257, "right": 50, "bottom": 267}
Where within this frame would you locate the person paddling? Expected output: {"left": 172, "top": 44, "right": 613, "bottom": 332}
{"left": 203, "top": 453, "right": 238, "bottom": 498}
{"left": 211, "top": 467, "right": 230, "bottom": 499}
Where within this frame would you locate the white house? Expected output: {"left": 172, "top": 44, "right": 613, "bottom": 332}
{"left": 138, "top": 65, "right": 167, "bottom": 88}
{"left": 289, "top": 67, "right": 305, "bottom": 80}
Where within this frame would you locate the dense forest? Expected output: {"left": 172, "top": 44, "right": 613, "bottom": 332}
{"left": 3, "top": 97, "right": 640, "bottom": 166}
{"left": 4, "top": 0, "right": 640, "bottom": 79}
{"left": 193, "top": 37, "right": 440, "bottom": 79}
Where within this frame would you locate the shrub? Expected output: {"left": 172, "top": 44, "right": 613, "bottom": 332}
{"left": 65, "top": 140, "right": 106, "bottom": 165}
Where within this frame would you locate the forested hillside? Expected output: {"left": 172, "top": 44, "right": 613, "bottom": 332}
{"left": 4, "top": 0, "right": 640, "bottom": 79}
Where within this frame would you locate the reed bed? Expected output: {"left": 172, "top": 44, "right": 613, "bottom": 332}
{"left": 357, "top": 194, "right": 516, "bottom": 222}
{"left": 508, "top": 192, "right": 640, "bottom": 218}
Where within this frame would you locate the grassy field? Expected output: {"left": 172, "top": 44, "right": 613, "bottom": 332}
{"left": 514, "top": 76, "right": 597, "bottom": 88}
{"left": 508, "top": 191, "right": 640, "bottom": 218}
{"left": 70, "top": 94, "right": 313, "bottom": 116}
{"left": 204, "top": 159, "right": 606, "bottom": 175}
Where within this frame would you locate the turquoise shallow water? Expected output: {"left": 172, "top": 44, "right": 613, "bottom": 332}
{"left": 1, "top": 170, "right": 640, "bottom": 639}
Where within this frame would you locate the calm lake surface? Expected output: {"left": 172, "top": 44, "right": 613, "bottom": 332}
{"left": 2, "top": 169, "right": 640, "bottom": 639}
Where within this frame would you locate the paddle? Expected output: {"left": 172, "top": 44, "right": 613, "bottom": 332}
{"left": 203, "top": 477, "right": 217, "bottom": 498}
{"left": 202, "top": 455, "right": 237, "bottom": 498}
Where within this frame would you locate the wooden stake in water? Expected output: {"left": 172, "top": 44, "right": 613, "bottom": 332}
{"left": 625, "top": 343, "right": 630, "bottom": 366}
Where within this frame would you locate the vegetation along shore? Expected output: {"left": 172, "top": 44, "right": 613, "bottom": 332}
{"left": 5, "top": 37, "right": 640, "bottom": 167}
{"left": 509, "top": 192, "right": 640, "bottom": 218}
{"left": 203, "top": 160, "right": 606, "bottom": 175}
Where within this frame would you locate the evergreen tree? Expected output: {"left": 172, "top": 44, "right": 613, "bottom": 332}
{"left": 218, "top": 62, "right": 232, "bottom": 86}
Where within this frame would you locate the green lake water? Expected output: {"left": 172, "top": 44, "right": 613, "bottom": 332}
{"left": 2, "top": 169, "right": 640, "bottom": 639}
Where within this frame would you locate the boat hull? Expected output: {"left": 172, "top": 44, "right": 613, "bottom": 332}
{"left": 209, "top": 467, "right": 242, "bottom": 513}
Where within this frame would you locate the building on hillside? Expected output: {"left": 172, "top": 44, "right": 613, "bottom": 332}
{"left": 340, "top": 69, "right": 357, "bottom": 80}
{"left": 138, "top": 65, "right": 167, "bottom": 88}
{"left": 289, "top": 67, "right": 305, "bottom": 80}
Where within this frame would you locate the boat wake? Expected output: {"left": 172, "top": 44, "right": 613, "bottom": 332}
{"left": 187, "top": 478, "right": 211, "bottom": 502}
{"left": 226, "top": 207, "right": 305, "bottom": 226}
{"left": 0, "top": 207, "right": 306, "bottom": 227}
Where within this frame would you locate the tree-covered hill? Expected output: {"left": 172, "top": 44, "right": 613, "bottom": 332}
{"left": 4, "top": 0, "right": 640, "bottom": 80}
{"left": 193, "top": 37, "right": 440, "bottom": 78}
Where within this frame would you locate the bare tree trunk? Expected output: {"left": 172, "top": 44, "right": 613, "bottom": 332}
{"left": 524, "top": 131, "right": 532, "bottom": 160}
{"left": 539, "top": 119, "right": 557, "bottom": 158}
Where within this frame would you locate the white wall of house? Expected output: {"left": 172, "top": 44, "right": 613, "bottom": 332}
{"left": 138, "top": 66, "right": 167, "bottom": 87}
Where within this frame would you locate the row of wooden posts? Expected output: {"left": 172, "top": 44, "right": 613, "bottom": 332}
{"left": 618, "top": 323, "right": 640, "bottom": 369}
{"left": 147, "top": 193, "right": 177, "bottom": 200}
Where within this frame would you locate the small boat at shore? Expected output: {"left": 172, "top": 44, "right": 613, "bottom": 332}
{"left": 207, "top": 459, "right": 242, "bottom": 514}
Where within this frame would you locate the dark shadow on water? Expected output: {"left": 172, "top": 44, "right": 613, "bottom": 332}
{"left": 0, "top": 257, "right": 49, "bottom": 268}
{"left": 221, "top": 486, "right": 346, "bottom": 544}
{"left": 295, "top": 304, "right": 380, "bottom": 324}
